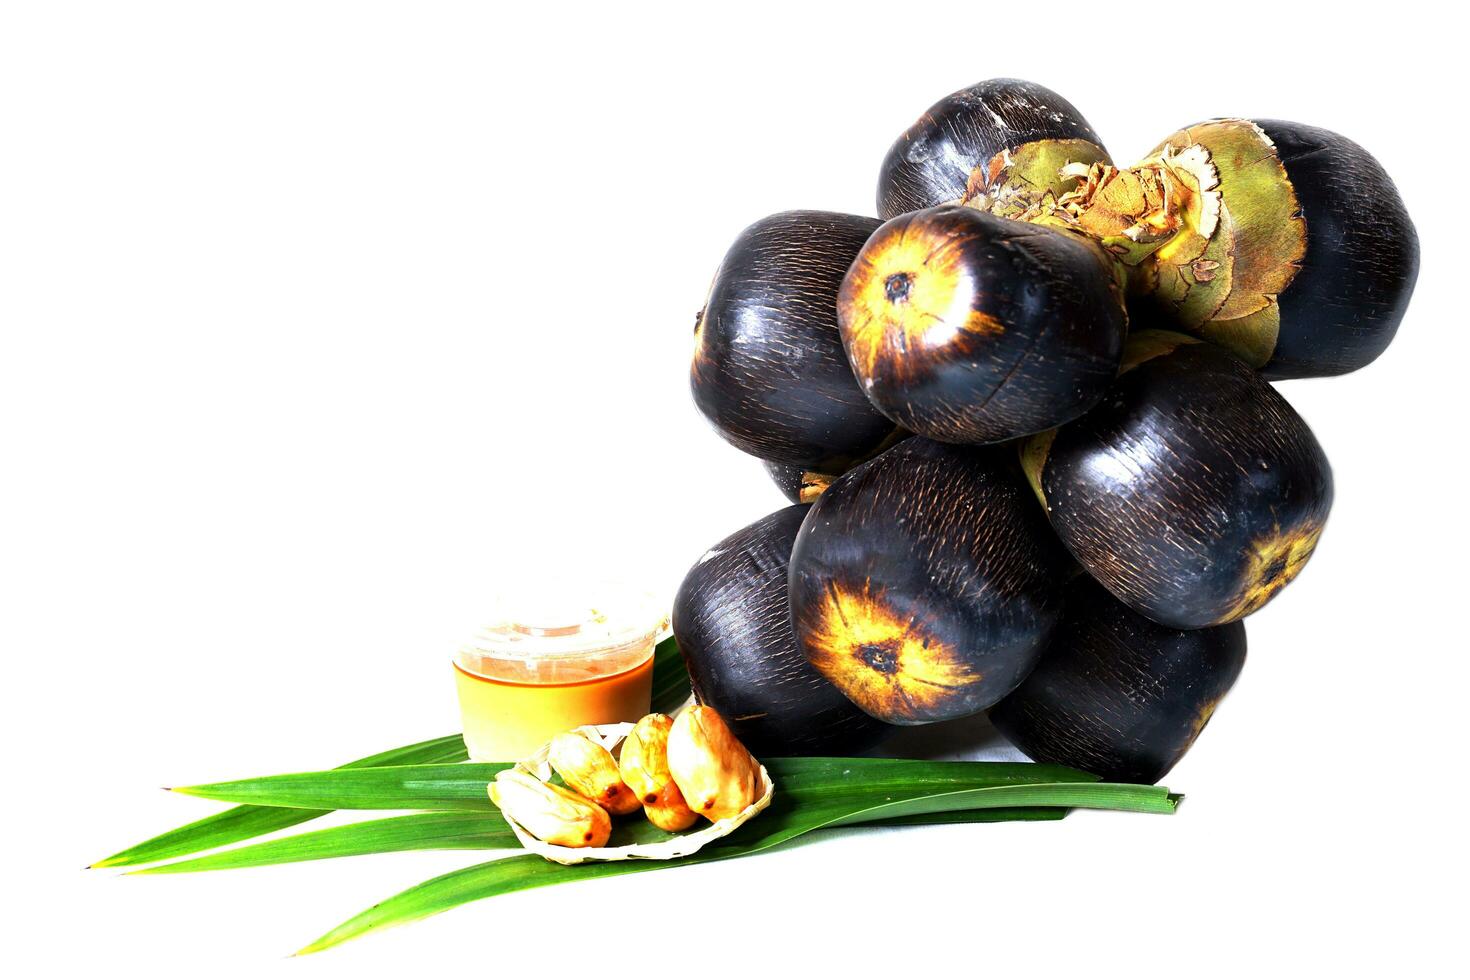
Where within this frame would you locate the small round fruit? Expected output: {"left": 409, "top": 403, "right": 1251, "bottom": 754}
{"left": 877, "top": 78, "right": 1110, "bottom": 220}
{"left": 838, "top": 206, "right": 1126, "bottom": 445}
{"left": 674, "top": 504, "right": 892, "bottom": 755}
{"left": 1023, "top": 331, "right": 1333, "bottom": 629}
{"left": 1252, "top": 119, "right": 1418, "bottom": 379}
{"left": 691, "top": 210, "right": 895, "bottom": 468}
{"left": 1115, "top": 119, "right": 1418, "bottom": 379}
{"left": 789, "top": 438, "right": 1072, "bottom": 725}
{"left": 667, "top": 705, "right": 760, "bottom": 822}
{"left": 644, "top": 785, "right": 699, "bottom": 832}
{"left": 989, "top": 579, "right": 1247, "bottom": 784}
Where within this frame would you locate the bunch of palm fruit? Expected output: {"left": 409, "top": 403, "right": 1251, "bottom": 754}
{"left": 677, "top": 78, "right": 1418, "bottom": 783}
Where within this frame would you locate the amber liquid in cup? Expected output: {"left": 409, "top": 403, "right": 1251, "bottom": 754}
{"left": 453, "top": 622, "right": 657, "bottom": 762}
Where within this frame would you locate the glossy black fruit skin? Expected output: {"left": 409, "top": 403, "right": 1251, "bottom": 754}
{"left": 673, "top": 504, "right": 891, "bottom": 756}
{"left": 762, "top": 460, "right": 811, "bottom": 504}
{"left": 761, "top": 431, "right": 910, "bottom": 503}
{"left": 690, "top": 211, "right": 896, "bottom": 469}
{"left": 761, "top": 459, "right": 843, "bottom": 505}
{"left": 1255, "top": 120, "right": 1419, "bottom": 380}
{"left": 837, "top": 206, "right": 1126, "bottom": 444}
{"left": 989, "top": 579, "right": 1247, "bottom": 784}
{"left": 788, "top": 439, "right": 1073, "bottom": 725}
{"left": 1030, "top": 334, "right": 1333, "bottom": 629}
{"left": 877, "top": 79, "right": 1108, "bottom": 220}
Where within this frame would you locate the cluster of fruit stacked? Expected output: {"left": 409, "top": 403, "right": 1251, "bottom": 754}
{"left": 676, "top": 78, "right": 1419, "bottom": 782}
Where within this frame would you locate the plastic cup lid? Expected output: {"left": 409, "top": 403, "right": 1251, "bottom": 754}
{"left": 458, "top": 580, "right": 668, "bottom": 664}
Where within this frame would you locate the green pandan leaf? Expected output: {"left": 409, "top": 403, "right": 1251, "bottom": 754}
{"left": 297, "top": 780, "right": 1175, "bottom": 954}
{"left": 128, "top": 812, "right": 516, "bottom": 874}
{"left": 169, "top": 757, "right": 1101, "bottom": 811}
{"left": 131, "top": 801, "right": 1067, "bottom": 876}
{"left": 89, "top": 734, "right": 469, "bottom": 869}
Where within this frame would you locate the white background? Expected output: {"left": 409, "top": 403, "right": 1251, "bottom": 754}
{"left": 5, "top": 2, "right": 1465, "bottom": 976}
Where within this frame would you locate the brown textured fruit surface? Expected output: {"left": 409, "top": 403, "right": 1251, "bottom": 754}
{"left": 838, "top": 206, "right": 1126, "bottom": 445}
{"left": 876, "top": 78, "right": 1110, "bottom": 220}
{"left": 789, "top": 438, "right": 1073, "bottom": 724}
{"left": 673, "top": 505, "right": 891, "bottom": 755}
{"left": 690, "top": 210, "right": 896, "bottom": 468}
{"left": 1024, "top": 331, "right": 1333, "bottom": 629}
{"left": 989, "top": 578, "right": 1247, "bottom": 784}
{"left": 1250, "top": 119, "right": 1419, "bottom": 379}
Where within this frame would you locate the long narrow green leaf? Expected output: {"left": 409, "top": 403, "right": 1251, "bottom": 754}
{"left": 295, "top": 798, "right": 863, "bottom": 954}
{"left": 128, "top": 812, "right": 673, "bottom": 875}
{"left": 173, "top": 764, "right": 507, "bottom": 811}
{"left": 825, "top": 781, "right": 1177, "bottom": 822}
{"left": 125, "top": 813, "right": 516, "bottom": 875}
{"left": 772, "top": 757, "right": 1098, "bottom": 794}
{"left": 89, "top": 735, "right": 470, "bottom": 869}
{"left": 171, "top": 757, "right": 1099, "bottom": 812}
{"left": 128, "top": 802, "right": 1068, "bottom": 876}
{"left": 93, "top": 635, "right": 692, "bottom": 869}
{"left": 298, "top": 781, "right": 1174, "bottom": 954}
{"left": 866, "top": 806, "right": 1067, "bottom": 828}
{"left": 143, "top": 755, "right": 1093, "bottom": 877}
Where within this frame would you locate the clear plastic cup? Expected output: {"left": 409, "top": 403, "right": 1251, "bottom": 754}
{"left": 452, "top": 584, "right": 666, "bottom": 762}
